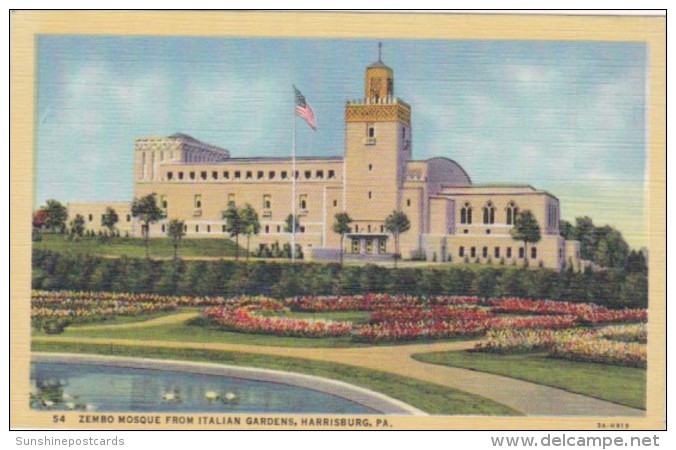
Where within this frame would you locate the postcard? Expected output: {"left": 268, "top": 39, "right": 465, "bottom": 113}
{"left": 10, "top": 11, "right": 666, "bottom": 430}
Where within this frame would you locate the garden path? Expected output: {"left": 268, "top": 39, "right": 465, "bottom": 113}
{"left": 34, "top": 335, "right": 644, "bottom": 417}
{"left": 71, "top": 312, "right": 200, "bottom": 331}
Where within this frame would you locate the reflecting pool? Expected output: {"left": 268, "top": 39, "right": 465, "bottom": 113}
{"left": 30, "top": 363, "right": 379, "bottom": 414}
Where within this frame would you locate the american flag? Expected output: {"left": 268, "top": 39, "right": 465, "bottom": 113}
{"left": 294, "top": 86, "right": 317, "bottom": 131}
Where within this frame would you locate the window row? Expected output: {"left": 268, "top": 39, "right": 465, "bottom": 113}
{"left": 165, "top": 169, "right": 337, "bottom": 182}
{"left": 460, "top": 201, "right": 520, "bottom": 225}
{"left": 166, "top": 193, "right": 342, "bottom": 212}
{"left": 458, "top": 245, "right": 537, "bottom": 260}
{"left": 159, "top": 223, "right": 307, "bottom": 234}
{"left": 350, "top": 237, "right": 387, "bottom": 254}
{"left": 87, "top": 214, "right": 132, "bottom": 223}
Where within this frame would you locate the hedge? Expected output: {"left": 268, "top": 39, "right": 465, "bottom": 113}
{"left": 31, "top": 249, "right": 647, "bottom": 308}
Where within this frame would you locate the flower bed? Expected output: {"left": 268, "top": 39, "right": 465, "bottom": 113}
{"left": 596, "top": 324, "right": 647, "bottom": 343}
{"left": 487, "top": 315, "right": 578, "bottom": 330}
{"left": 551, "top": 337, "right": 647, "bottom": 368}
{"left": 489, "top": 298, "right": 647, "bottom": 324}
{"left": 284, "top": 294, "right": 481, "bottom": 312}
{"left": 369, "top": 306, "right": 493, "bottom": 324}
{"left": 203, "top": 301, "right": 353, "bottom": 338}
{"left": 355, "top": 320, "right": 487, "bottom": 342}
{"left": 475, "top": 328, "right": 647, "bottom": 368}
{"left": 31, "top": 290, "right": 181, "bottom": 328}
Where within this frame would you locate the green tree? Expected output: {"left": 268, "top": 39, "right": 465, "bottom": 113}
{"left": 131, "top": 194, "right": 164, "bottom": 258}
{"left": 223, "top": 204, "right": 243, "bottom": 261}
{"left": 384, "top": 210, "right": 411, "bottom": 268}
{"left": 101, "top": 207, "right": 119, "bottom": 235}
{"left": 625, "top": 250, "right": 648, "bottom": 274}
{"left": 332, "top": 212, "right": 353, "bottom": 265}
{"left": 559, "top": 220, "right": 574, "bottom": 240}
{"left": 43, "top": 199, "right": 68, "bottom": 233}
{"left": 240, "top": 204, "right": 260, "bottom": 262}
{"left": 284, "top": 213, "right": 301, "bottom": 233}
{"left": 596, "top": 229, "right": 630, "bottom": 269}
{"left": 68, "top": 214, "right": 86, "bottom": 238}
{"left": 510, "top": 210, "right": 542, "bottom": 266}
{"left": 166, "top": 219, "right": 186, "bottom": 260}
{"left": 572, "top": 216, "right": 597, "bottom": 260}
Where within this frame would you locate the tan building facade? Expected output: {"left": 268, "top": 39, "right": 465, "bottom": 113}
{"left": 68, "top": 57, "right": 581, "bottom": 270}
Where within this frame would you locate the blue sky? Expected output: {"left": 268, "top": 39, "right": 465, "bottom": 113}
{"left": 35, "top": 36, "right": 647, "bottom": 247}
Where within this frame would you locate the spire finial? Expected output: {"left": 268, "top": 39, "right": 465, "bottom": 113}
{"left": 378, "top": 42, "right": 382, "bottom": 62}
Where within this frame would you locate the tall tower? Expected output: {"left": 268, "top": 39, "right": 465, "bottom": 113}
{"left": 344, "top": 44, "right": 412, "bottom": 230}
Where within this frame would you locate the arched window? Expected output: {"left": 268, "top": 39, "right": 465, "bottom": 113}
{"left": 506, "top": 202, "right": 519, "bottom": 225}
{"left": 460, "top": 203, "right": 472, "bottom": 224}
{"left": 483, "top": 201, "right": 495, "bottom": 224}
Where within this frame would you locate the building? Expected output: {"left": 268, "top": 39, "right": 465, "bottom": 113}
{"left": 68, "top": 54, "right": 581, "bottom": 270}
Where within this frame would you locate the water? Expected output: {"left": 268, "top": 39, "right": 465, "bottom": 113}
{"left": 30, "top": 363, "right": 378, "bottom": 414}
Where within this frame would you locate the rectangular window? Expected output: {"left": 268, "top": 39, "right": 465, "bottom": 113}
{"left": 368, "top": 192, "right": 372, "bottom": 199}
{"left": 519, "top": 247, "right": 525, "bottom": 259}
{"left": 328, "top": 170, "right": 335, "bottom": 179}
{"left": 277, "top": 225, "right": 281, "bottom": 232}
{"left": 195, "top": 225, "right": 199, "bottom": 233}
{"left": 380, "top": 225, "right": 384, "bottom": 233}
{"left": 333, "top": 200, "right": 338, "bottom": 207}
{"left": 201, "top": 171, "right": 207, "bottom": 180}
{"left": 482, "top": 247, "right": 488, "bottom": 258}
{"left": 212, "top": 171, "right": 218, "bottom": 180}
{"left": 194, "top": 194, "right": 202, "bottom": 209}
{"left": 299, "top": 226, "right": 306, "bottom": 233}
{"left": 88, "top": 214, "right": 93, "bottom": 222}
{"left": 366, "top": 239, "right": 373, "bottom": 254}
{"left": 459, "top": 246, "right": 465, "bottom": 257}
{"left": 294, "top": 170, "right": 299, "bottom": 179}
{"left": 222, "top": 224, "right": 227, "bottom": 233}
{"left": 161, "top": 195, "right": 167, "bottom": 209}
{"left": 355, "top": 224, "right": 359, "bottom": 232}
{"left": 507, "top": 247, "right": 512, "bottom": 258}
{"left": 223, "top": 171, "right": 229, "bottom": 179}
{"left": 269, "top": 171, "right": 275, "bottom": 179}
{"left": 470, "top": 247, "right": 476, "bottom": 258}
{"left": 316, "top": 170, "right": 324, "bottom": 179}
{"left": 305, "top": 170, "right": 312, "bottom": 179}
{"left": 281, "top": 171, "right": 288, "bottom": 179}
{"left": 263, "top": 195, "right": 271, "bottom": 209}
{"left": 246, "top": 171, "right": 253, "bottom": 179}
{"left": 257, "top": 171, "right": 264, "bottom": 179}
{"left": 351, "top": 239, "right": 360, "bottom": 254}
{"left": 234, "top": 171, "right": 241, "bottom": 179}
{"left": 178, "top": 172, "right": 184, "bottom": 180}
{"left": 407, "top": 199, "right": 411, "bottom": 207}
{"left": 161, "top": 224, "right": 166, "bottom": 233}
{"left": 367, "top": 124, "right": 375, "bottom": 137}
{"left": 190, "top": 172, "right": 195, "bottom": 180}
{"left": 494, "top": 247, "right": 500, "bottom": 258}
{"left": 379, "top": 238, "right": 386, "bottom": 254}
{"left": 299, "top": 194, "right": 307, "bottom": 210}
{"left": 228, "top": 194, "right": 235, "bottom": 206}
{"left": 167, "top": 172, "right": 173, "bottom": 180}
{"left": 265, "top": 225, "right": 270, "bottom": 233}
{"left": 531, "top": 247, "right": 537, "bottom": 259}
{"left": 207, "top": 225, "right": 211, "bottom": 233}
{"left": 126, "top": 214, "right": 131, "bottom": 222}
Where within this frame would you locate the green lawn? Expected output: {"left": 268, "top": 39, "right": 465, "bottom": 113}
{"left": 412, "top": 350, "right": 646, "bottom": 410}
{"left": 270, "top": 310, "right": 372, "bottom": 324}
{"left": 31, "top": 341, "right": 518, "bottom": 416}
{"left": 34, "top": 234, "right": 246, "bottom": 259}
{"left": 51, "top": 312, "right": 474, "bottom": 348}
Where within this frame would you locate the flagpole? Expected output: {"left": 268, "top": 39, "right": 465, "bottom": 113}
{"left": 291, "top": 96, "right": 297, "bottom": 263}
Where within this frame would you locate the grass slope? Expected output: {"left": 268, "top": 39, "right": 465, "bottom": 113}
{"left": 412, "top": 351, "right": 646, "bottom": 410}
{"left": 32, "top": 341, "right": 519, "bottom": 416}
{"left": 35, "top": 234, "right": 246, "bottom": 259}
